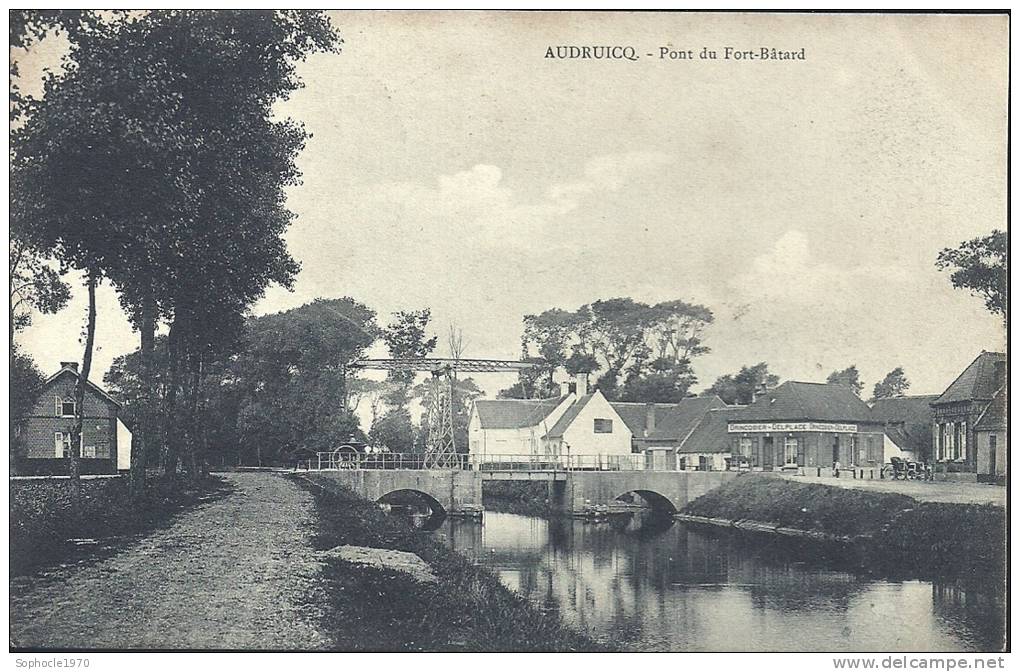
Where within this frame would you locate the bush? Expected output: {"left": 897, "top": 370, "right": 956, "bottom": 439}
{"left": 10, "top": 475, "right": 227, "bottom": 575}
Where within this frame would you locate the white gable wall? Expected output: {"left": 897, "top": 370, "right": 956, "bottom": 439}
{"left": 468, "top": 395, "right": 575, "bottom": 458}
{"left": 560, "top": 391, "right": 633, "bottom": 456}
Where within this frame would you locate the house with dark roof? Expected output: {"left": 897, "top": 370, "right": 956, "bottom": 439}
{"left": 609, "top": 396, "right": 731, "bottom": 470}
{"left": 13, "top": 361, "right": 133, "bottom": 476}
{"left": 468, "top": 394, "right": 574, "bottom": 458}
{"left": 973, "top": 387, "right": 1006, "bottom": 480}
{"left": 542, "top": 390, "right": 633, "bottom": 460}
{"left": 467, "top": 374, "right": 633, "bottom": 463}
{"left": 726, "top": 381, "right": 886, "bottom": 471}
{"left": 931, "top": 351, "right": 1006, "bottom": 475}
{"left": 869, "top": 394, "right": 938, "bottom": 462}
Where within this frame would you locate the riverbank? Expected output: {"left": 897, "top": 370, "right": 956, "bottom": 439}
{"left": 10, "top": 475, "right": 230, "bottom": 576}
{"left": 680, "top": 474, "right": 1005, "bottom": 579}
{"left": 295, "top": 473, "right": 609, "bottom": 651}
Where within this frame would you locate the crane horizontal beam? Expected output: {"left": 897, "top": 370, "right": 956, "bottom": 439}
{"left": 353, "top": 357, "right": 539, "bottom": 373}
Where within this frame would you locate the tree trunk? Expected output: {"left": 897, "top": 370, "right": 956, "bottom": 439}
{"left": 68, "top": 270, "right": 97, "bottom": 517}
{"left": 160, "top": 317, "right": 183, "bottom": 480}
{"left": 130, "top": 289, "right": 155, "bottom": 498}
{"left": 183, "top": 353, "right": 203, "bottom": 485}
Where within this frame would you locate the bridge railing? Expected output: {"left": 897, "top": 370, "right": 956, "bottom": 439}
{"left": 303, "top": 452, "right": 651, "bottom": 472}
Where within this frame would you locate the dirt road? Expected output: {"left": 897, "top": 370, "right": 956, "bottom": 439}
{"left": 775, "top": 472, "right": 1005, "bottom": 507}
{"left": 10, "top": 472, "right": 331, "bottom": 650}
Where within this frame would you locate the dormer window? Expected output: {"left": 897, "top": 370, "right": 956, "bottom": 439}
{"left": 55, "top": 397, "right": 76, "bottom": 418}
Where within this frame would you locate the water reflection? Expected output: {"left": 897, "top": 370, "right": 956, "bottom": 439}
{"left": 428, "top": 511, "right": 1004, "bottom": 652}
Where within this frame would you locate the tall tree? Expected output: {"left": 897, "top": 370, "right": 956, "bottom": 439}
{"left": 872, "top": 367, "right": 911, "bottom": 400}
{"left": 13, "top": 10, "right": 341, "bottom": 491}
{"left": 704, "top": 362, "right": 780, "bottom": 405}
{"left": 936, "top": 230, "right": 1008, "bottom": 327}
{"left": 827, "top": 365, "right": 864, "bottom": 397}
{"left": 370, "top": 309, "right": 437, "bottom": 451}
{"left": 10, "top": 346, "right": 46, "bottom": 470}
{"left": 9, "top": 238, "right": 71, "bottom": 345}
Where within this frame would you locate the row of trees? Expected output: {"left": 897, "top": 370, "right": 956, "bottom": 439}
{"left": 10, "top": 10, "right": 341, "bottom": 497}
{"left": 501, "top": 298, "right": 714, "bottom": 403}
{"left": 102, "top": 301, "right": 478, "bottom": 466}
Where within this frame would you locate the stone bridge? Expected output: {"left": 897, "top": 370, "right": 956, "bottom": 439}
{"left": 307, "top": 468, "right": 737, "bottom": 515}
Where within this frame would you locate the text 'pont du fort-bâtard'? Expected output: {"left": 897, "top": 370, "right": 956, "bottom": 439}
{"left": 544, "top": 45, "right": 807, "bottom": 62}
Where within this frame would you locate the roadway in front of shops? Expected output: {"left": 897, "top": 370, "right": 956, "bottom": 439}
{"left": 774, "top": 472, "right": 1005, "bottom": 507}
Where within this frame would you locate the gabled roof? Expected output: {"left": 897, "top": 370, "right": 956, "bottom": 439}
{"left": 44, "top": 366, "right": 122, "bottom": 408}
{"left": 974, "top": 387, "right": 1007, "bottom": 431}
{"left": 543, "top": 393, "right": 595, "bottom": 439}
{"left": 869, "top": 394, "right": 938, "bottom": 426}
{"left": 647, "top": 396, "right": 729, "bottom": 442}
{"left": 884, "top": 425, "right": 914, "bottom": 452}
{"left": 934, "top": 351, "right": 1006, "bottom": 405}
{"left": 474, "top": 396, "right": 569, "bottom": 429}
{"left": 738, "top": 381, "right": 873, "bottom": 423}
{"left": 677, "top": 405, "right": 746, "bottom": 454}
{"left": 609, "top": 402, "right": 678, "bottom": 437}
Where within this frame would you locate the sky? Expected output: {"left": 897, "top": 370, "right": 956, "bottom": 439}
{"left": 15, "top": 11, "right": 1008, "bottom": 407}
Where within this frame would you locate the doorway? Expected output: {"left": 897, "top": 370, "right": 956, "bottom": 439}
{"left": 762, "top": 437, "right": 774, "bottom": 469}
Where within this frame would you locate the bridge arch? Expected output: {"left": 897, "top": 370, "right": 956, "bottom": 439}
{"left": 377, "top": 489, "right": 448, "bottom": 530}
{"left": 614, "top": 489, "right": 678, "bottom": 514}
{"left": 377, "top": 488, "right": 447, "bottom": 516}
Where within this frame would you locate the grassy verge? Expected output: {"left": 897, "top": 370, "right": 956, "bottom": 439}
{"left": 295, "top": 473, "right": 609, "bottom": 652}
{"left": 10, "top": 475, "right": 230, "bottom": 576}
{"left": 681, "top": 474, "right": 1005, "bottom": 579}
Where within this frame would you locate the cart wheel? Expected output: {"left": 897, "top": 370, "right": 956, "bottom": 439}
{"left": 881, "top": 465, "right": 894, "bottom": 480}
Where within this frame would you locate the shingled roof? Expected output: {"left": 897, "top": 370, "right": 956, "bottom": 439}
{"left": 934, "top": 351, "right": 1006, "bottom": 405}
{"left": 676, "top": 405, "right": 746, "bottom": 454}
{"left": 870, "top": 394, "right": 937, "bottom": 454}
{"left": 738, "top": 381, "right": 873, "bottom": 423}
{"left": 609, "top": 402, "right": 679, "bottom": 437}
{"left": 974, "top": 387, "right": 1006, "bottom": 431}
{"left": 870, "top": 394, "right": 938, "bottom": 427}
{"left": 543, "top": 393, "right": 595, "bottom": 439}
{"left": 473, "top": 396, "right": 568, "bottom": 429}
{"left": 647, "top": 396, "right": 728, "bottom": 442}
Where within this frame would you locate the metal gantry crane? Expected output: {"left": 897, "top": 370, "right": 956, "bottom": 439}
{"left": 353, "top": 358, "right": 537, "bottom": 468}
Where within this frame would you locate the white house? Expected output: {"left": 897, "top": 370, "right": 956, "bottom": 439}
{"left": 541, "top": 390, "right": 633, "bottom": 460}
{"left": 467, "top": 374, "right": 633, "bottom": 466}
{"left": 468, "top": 394, "right": 575, "bottom": 458}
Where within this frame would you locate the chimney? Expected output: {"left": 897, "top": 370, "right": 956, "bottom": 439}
{"left": 645, "top": 403, "right": 656, "bottom": 437}
{"left": 60, "top": 361, "right": 79, "bottom": 372}
{"left": 559, "top": 380, "right": 572, "bottom": 397}
{"left": 574, "top": 372, "right": 589, "bottom": 397}
{"left": 750, "top": 383, "right": 767, "bottom": 403}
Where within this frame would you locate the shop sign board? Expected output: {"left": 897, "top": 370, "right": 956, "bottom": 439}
{"left": 727, "top": 422, "right": 858, "bottom": 434}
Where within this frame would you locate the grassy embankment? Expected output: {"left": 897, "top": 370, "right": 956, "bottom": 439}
{"left": 10, "top": 475, "right": 229, "bottom": 576}
{"left": 682, "top": 474, "right": 1005, "bottom": 579}
{"left": 295, "top": 473, "right": 608, "bottom": 652}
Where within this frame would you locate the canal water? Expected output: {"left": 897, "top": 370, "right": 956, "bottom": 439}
{"left": 426, "top": 510, "right": 1004, "bottom": 652}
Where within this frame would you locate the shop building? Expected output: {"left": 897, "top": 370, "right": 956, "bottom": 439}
{"left": 931, "top": 351, "right": 1006, "bottom": 474}
{"left": 726, "top": 381, "right": 885, "bottom": 471}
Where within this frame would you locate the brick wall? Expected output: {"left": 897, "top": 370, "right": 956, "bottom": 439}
{"left": 16, "top": 371, "right": 119, "bottom": 473}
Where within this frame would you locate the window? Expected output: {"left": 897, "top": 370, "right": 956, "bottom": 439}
{"left": 848, "top": 435, "right": 859, "bottom": 467}
{"left": 959, "top": 422, "right": 967, "bottom": 461}
{"left": 55, "top": 396, "right": 76, "bottom": 417}
{"left": 53, "top": 432, "right": 82, "bottom": 458}
{"left": 739, "top": 437, "right": 753, "bottom": 457}
{"left": 952, "top": 422, "right": 961, "bottom": 461}
{"left": 784, "top": 437, "right": 799, "bottom": 465}
{"left": 593, "top": 418, "right": 613, "bottom": 434}
{"left": 867, "top": 436, "right": 878, "bottom": 463}
{"left": 82, "top": 445, "right": 96, "bottom": 458}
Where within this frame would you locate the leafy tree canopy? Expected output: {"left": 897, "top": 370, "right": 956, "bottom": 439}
{"left": 827, "top": 365, "right": 864, "bottom": 397}
{"left": 872, "top": 367, "right": 911, "bottom": 400}
{"left": 704, "top": 362, "right": 780, "bottom": 405}
{"left": 936, "top": 230, "right": 1007, "bottom": 326}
